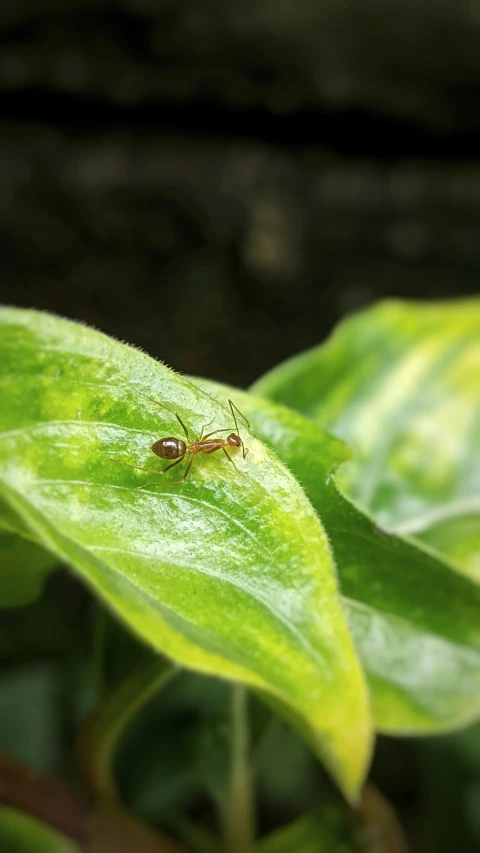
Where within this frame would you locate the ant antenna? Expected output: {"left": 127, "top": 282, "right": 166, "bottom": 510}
{"left": 128, "top": 385, "right": 190, "bottom": 439}
{"left": 228, "top": 399, "right": 250, "bottom": 459}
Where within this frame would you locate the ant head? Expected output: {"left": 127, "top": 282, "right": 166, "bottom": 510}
{"left": 227, "top": 433, "right": 242, "bottom": 447}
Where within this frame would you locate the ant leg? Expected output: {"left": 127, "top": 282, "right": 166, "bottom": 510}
{"left": 174, "top": 412, "right": 190, "bottom": 440}
{"left": 201, "top": 402, "right": 250, "bottom": 443}
{"left": 222, "top": 448, "right": 241, "bottom": 473}
{"left": 173, "top": 455, "right": 194, "bottom": 485}
{"left": 161, "top": 456, "right": 187, "bottom": 475}
{"left": 228, "top": 400, "right": 250, "bottom": 458}
{"left": 201, "top": 427, "right": 232, "bottom": 440}
{"left": 229, "top": 399, "right": 250, "bottom": 430}
{"left": 136, "top": 455, "right": 186, "bottom": 489}
{"left": 199, "top": 419, "right": 214, "bottom": 440}
{"left": 141, "top": 455, "right": 194, "bottom": 488}
{"left": 108, "top": 455, "right": 165, "bottom": 476}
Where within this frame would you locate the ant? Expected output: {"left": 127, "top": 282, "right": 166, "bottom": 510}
{"left": 112, "top": 391, "right": 249, "bottom": 487}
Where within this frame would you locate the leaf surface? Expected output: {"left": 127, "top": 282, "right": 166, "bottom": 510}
{"left": 0, "top": 307, "right": 371, "bottom": 800}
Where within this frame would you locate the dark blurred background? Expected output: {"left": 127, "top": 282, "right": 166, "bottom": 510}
{"left": 1, "top": 0, "right": 479, "bottom": 387}
{"left": 0, "top": 3, "right": 480, "bottom": 850}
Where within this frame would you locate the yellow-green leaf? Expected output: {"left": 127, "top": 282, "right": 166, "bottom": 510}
{"left": 0, "top": 307, "right": 371, "bottom": 801}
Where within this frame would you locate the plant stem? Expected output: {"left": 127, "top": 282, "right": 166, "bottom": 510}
{"left": 77, "top": 654, "right": 178, "bottom": 801}
{"left": 224, "top": 684, "right": 255, "bottom": 853}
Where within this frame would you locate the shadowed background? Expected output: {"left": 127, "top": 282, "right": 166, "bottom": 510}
{"left": 1, "top": 0, "right": 479, "bottom": 386}
{"left": 0, "top": 2, "right": 479, "bottom": 850}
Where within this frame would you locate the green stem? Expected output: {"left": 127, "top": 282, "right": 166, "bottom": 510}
{"left": 77, "top": 654, "right": 178, "bottom": 801}
{"left": 224, "top": 684, "right": 255, "bottom": 853}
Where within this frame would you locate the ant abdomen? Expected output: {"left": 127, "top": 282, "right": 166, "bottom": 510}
{"left": 152, "top": 437, "right": 187, "bottom": 459}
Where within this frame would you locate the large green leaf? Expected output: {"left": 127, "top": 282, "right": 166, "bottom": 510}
{"left": 194, "top": 379, "right": 480, "bottom": 734}
{"left": 0, "top": 307, "right": 371, "bottom": 801}
{"left": 253, "top": 300, "right": 480, "bottom": 581}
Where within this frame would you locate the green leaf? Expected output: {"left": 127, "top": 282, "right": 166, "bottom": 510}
{"left": 0, "top": 527, "right": 58, "bottom": 607}
{"left": 0, "top": 808, "right": 79, "bottom": 853}
{"left": 193, "top": 379, "right": 480, "bottom": 734}
{"left": 78, "top": 654, "right": 177, "bottom": 798}
{"left": 253, "top": 299, "right": 480, "bottom": 581}
{"left": 120, "top": 670, "right": 229, "bottom": 824}
{"left": 0, "top": 663, "right": 63, "bottom": 773}
{"left": 253, "top": 809, "right": 356, "bottom": 853}
{"left": 0, "top": 307, "right": 371, "bottom": 801}
{"left": 417, "top": 513, "right": 480, "bottom": 584}
{"left": 256, "top": 774, "right": 407, "bottom": 853}
{"left": 255, "top": 716, "right": 329, "bottom": 813}
{"left": 0, "top": 492, "right": 59, "bottom": 607}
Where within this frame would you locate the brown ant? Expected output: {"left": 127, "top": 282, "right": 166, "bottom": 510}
{"left": 112, "top": 392, "right": 249, "bottom": 487}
